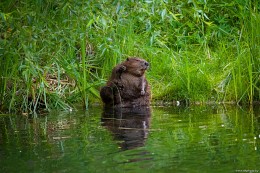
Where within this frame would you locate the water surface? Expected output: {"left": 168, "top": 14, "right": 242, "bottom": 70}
{"left": 0, "top": 105, "right": 259, "bottom": 173}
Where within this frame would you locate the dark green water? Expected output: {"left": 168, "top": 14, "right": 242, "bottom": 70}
{"left": 0, "top": 105, "right": 259, "bottom": 173}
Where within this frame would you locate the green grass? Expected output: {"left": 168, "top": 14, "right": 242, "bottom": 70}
{"left": 0, "top": 0, "right": 260, "bottom": 113}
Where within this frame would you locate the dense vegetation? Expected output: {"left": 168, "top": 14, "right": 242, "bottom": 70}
{"left": 1, "top": 0, "right": 260, "bottom": 113}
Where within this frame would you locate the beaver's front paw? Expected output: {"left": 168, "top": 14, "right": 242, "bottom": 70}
{"left": 118, "top": 65, "right": 126, "bottom": 73}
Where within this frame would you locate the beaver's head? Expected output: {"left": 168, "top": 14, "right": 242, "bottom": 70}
{"left": 123, "top": 57, "right": 149, "bottom": 77}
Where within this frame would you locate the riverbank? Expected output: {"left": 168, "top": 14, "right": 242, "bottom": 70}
{"left": 1, "top": 0, "right": 259, "bottom": 113}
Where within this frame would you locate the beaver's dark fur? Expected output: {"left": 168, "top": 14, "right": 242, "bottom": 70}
{"left": 100, "top": 57, "right": 151, "bottom": 108}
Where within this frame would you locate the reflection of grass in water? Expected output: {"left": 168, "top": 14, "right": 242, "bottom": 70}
{"left": 0, "top": 0, "right": 260, "bottom": 113}
{"left": 145, "top": 106, "right": 259, "bottom": 171}
{"left": 0, "top": 106, "right": 259, "bottom": 172}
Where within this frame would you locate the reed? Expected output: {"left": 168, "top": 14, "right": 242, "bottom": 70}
{"left": 218, "top": 0, "right": 260, "bottom": 104}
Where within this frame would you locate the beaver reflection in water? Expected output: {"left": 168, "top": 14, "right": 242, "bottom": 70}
{"left": 101, "top": 106, "right": 151, "bottom": 150}
{"left": 100, "top": 57, "right": 151, "bottom": 108}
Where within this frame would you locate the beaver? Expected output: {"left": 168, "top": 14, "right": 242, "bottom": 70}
{"left": 100, "top": 57, "right": 151, "bottom": 108}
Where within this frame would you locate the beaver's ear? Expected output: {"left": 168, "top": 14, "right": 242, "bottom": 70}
{"left": 126, "top": 58, "right": 129, "bottom": 61}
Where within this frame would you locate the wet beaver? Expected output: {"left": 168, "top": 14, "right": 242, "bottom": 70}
{"left": 100, "top": 57, "right": 151, "bottom": 108}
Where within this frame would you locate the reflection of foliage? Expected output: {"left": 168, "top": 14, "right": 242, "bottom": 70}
{"left": 0, "top": 106, "right": 259, "bottom": 172}
{"left": 146, "top": 106, "right": 259, "bottom": 171}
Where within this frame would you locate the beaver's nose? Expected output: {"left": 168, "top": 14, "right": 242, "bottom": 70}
{"left": 145, "top": 62, "right": 149, "bottom": 67}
